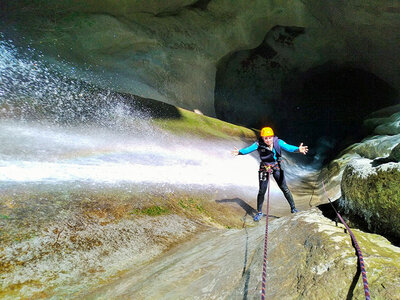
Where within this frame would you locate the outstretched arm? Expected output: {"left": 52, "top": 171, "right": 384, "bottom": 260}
{"left": 232, "top": 142, "right": 258, "bottom": 156}
{"left": 279, "top": 140, "right": 308, "bottom": 155}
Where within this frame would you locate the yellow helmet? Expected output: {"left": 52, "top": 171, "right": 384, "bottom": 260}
{"left": 260, "top": 127, "right": 274, "bottom": 137}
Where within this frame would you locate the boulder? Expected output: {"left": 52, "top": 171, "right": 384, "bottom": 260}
{"left": 341, "top": 158, "right": 400, "bottom": 240}
{"left": 321, "top": 106, "right": 400, "bottom": 204}
{"left": 232, "top": 209, "right": 400, "bottom": 299}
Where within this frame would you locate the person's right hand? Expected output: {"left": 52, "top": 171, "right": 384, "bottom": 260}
{"left": 232, "top": 146, "right": 239, "bottom": 156}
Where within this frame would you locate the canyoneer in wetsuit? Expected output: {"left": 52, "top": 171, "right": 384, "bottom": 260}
{"left": 232, "top": 127, "right": 308, "bottom": 221}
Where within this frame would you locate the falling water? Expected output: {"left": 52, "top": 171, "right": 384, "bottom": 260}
{"left": 0, "top": 37, "right": 261, "bottom": 189}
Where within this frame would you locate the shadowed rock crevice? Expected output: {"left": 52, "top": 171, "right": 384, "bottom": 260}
{"left": 215, "top": 24, "right": 398, "bottom": 163}
{"left": 317, "top": 199, "right": 400, "bottom": 247}
{"left": 318, "top": 199, "right": 375, "bottom": 236}
{"left": 188, "top": 0, "right": 212, "bottom": 11}
{"left": 281, "top": 64, "right": 398, "bottom": 153}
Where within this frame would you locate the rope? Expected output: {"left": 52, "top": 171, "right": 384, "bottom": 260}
{"left": 321, "top": 180, "right": 370, "bottom": 300}
{"left": 261, "top": 171, "right": 271, "bottom": 300}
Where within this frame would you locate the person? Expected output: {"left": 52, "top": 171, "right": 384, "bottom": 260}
{"left": 232, "top": 127, "right": 308, "bottom": 221}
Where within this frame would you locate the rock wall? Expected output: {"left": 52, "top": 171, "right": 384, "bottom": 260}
{"left": 320, "top": 104, "right": 400, "bottom": 241}
{"left": 235, "top": 209, "right": 400, "bottom": 299}
{"left": 341, "top": 158, "right": 400, "bottom": 240}
{"left": 2, "top": 0, "right": 399, "bottom": 117}
{"left": 84, "top": 209, "right": 400, "bottom": 299}
{"left": 1, "top": 0, "right": 311, "bottom": 115}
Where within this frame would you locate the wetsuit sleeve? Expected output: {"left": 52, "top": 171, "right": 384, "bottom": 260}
{"left": 279, "top": 140, "right": 299, "bottom": 153}
{"left": 238, "top": 142, "right": 258, "bottom": 155}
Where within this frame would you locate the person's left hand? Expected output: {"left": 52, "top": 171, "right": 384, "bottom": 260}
{"left": 299, "top": 143, "right": 308, "bottom": 155}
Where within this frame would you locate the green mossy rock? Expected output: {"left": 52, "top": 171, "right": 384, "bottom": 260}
{"left": 389, "top": 143, "right": 400, "bottom": 162}
{"left": 341, "top": 158, "right": 400, "bottom": 240}
{"left": 232, "top": 209, "right": 400, "bottom": 299}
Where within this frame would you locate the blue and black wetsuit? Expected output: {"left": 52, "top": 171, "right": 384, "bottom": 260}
{"left": 238, "top": 136, "right": 298, "bottom": 212}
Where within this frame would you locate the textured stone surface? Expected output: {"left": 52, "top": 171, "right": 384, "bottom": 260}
{"left": 390, "top": 143, "right": 400, "bottom": 162}
{"left": 351, "top": 134, "right": 400, "bottom": 160}
{"left": 341, "top": 158, "right": 400, "bottom": 240}
{"left": 0, "top": 213, "right": 198, "bottom": 299}
{"left": 2, "top": 0, "right": 311, "bottom": 115}
{"left": 320, "top": 105, "right": 400, "bottom": 205}
{"left": 1, "top": 1, "right": 399, "bottom": 298}
{"left": 237, "top": 209, "right": 400, "bottom": 299}
{"left": 85, "top": 209, "right": 400, "bottom": 299}
{"left": 1, "top": 0, "right": 399, "bottom": 117}
{"left": 364, "top": 105, "right": 400, "bottom": 136}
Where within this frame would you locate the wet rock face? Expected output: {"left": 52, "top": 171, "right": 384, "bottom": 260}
{"left": 2, "top": 0, "right": 398, "bottom": 125}
{"left": 234, "top": 209, "right": 400, "bottom": 299}
{"left": 3, "top": 0, "right": 300, "bottom": 115}
{"left": 320, "top": 105, "right": 400, "bottom": 242}
{"left": 341, "top": 159, "right": 400, "bottom": 241}
{"left": 79, "top": 209, "right": 400, "bottom": 299}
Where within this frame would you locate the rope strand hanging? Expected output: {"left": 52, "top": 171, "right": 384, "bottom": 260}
{"left": 321, "top": 180, "right": 370, "bottom": 300}
{"left": 259, "top": 177, "right": 371, "bottom": 300}
{"left": 261, "top": 170, "right": 271, "bottom": 300}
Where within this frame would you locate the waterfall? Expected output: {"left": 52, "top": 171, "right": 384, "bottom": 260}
{"left": 0, "top": 38, "right": 259, "bottom": 190}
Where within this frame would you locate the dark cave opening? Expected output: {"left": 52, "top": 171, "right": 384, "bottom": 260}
{"left": 278, "top": 64, "right": 398, "bottom": 163}
{"left": 214, "top": 27, "right": 398, "bottom": 165}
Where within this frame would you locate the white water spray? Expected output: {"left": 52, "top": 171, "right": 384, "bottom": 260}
{"left": 0, "top": 120, "right": 258, "bottom": 188}
{"left": 0, "top": 38, "right": 258, "bottom": 191}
